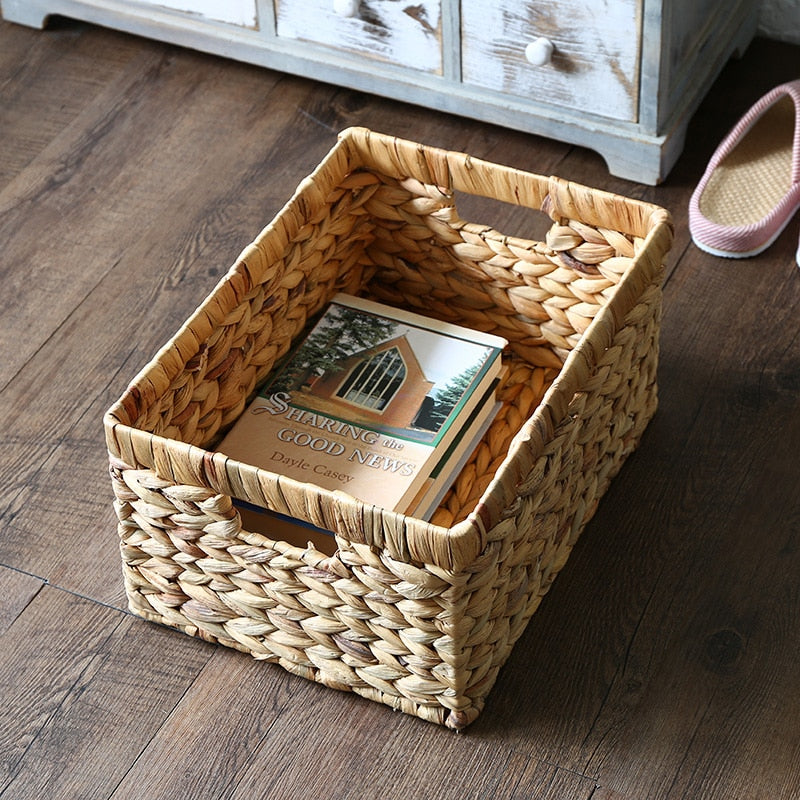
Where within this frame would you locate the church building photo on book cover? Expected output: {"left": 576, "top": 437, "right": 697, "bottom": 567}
{"left": 218, "top": 294, "right": 507, "bottom": 512}
{"left": 289, "top": 325, "right": 436, "bottom": 438}
{"left": 263, "top": 294, "right": 501, "bottom": 446}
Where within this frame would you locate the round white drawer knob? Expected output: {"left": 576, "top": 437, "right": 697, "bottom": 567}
{"left": 333, "top": 0, "right": 359, "bottom": 17}
{"left": 525, "top": 37, "right": 555, "bottom": 66}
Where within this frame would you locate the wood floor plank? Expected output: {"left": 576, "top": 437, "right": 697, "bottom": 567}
{"left": 105, "top": 646, "right": 304, "bottom": 800}
{"left": 204, "top": 676, "right": 598, "bottom": 800}
{"left": 0, "top": 566, "right": 43, "bottom": 636}
{"left": 0, "top": 586, "right": 120, "bottom": 791}
{"left": 0, "top": 344, "right": 179, "bottom": 609}
{"left": 526, "top": 767, "right": 598, "bottom": 800}
{"left": 0, "top": 20, "right": 145, "bottom": 189}
{"left": 0, "top": 46, "right": 175, "bottom": 391}
{"left": 472, "top": 754, "right": 598, "bottom": 800}
{"left": 0, "top": 24, "right": 334, "bottom": 393}
{"left": 105, "top": 640, "right": 592, "bottom": 800}
{"left": 0, "top": 588, "right": 212, "bottom": 799}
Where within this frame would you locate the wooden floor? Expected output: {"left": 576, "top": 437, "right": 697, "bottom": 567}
{"left": 2, "top": 15, "right": 800, "bottom": 799}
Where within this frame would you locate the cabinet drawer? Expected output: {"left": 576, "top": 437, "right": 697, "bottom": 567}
{"left": 133, "top": 0, "right": 257, "bottom": 26}
{"left": 275, "top": 0, "right": 442, "bottom": 74}
{"left": 461, "top": 0, "right": 641, "bottom": 123}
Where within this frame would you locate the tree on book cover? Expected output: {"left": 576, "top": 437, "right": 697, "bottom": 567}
{"left": 218, "top": 294, "right": 506, "bottom": 511}
{"left": 269, "top": 304, "right": 396, "bottom": 398}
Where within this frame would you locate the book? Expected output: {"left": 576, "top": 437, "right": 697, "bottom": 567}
{"left": 218, "top": 293, "right": 507, "bottom": 515}
{"left": 235, "top": 502, "right": 338, "bottom": 555}
{"left": 406, "top": 392, "right": 503, "bottom": 521}
{"left": 231, "top": 383, "right": 502, "bottom": 556}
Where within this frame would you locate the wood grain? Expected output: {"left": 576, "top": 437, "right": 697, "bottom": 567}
{"left": 105, "top": 647, "right": 301, "bottom": 800}
{"left": 135, "top": 0, "right": 258, "bottom": 27}
{"left": 0, "top": 588, "right": 212, "bottom": 799}
{"left": 0, "top": 588, "right": 120, "bottom": 792}
{"left": 1, "top": 16, "right": 800, "bottom": 800}
{"left": 0, "top": 21, "right": 143, "bottom": 189}
{"left": 0, "top": 567, "right": 43, "bottom": 636}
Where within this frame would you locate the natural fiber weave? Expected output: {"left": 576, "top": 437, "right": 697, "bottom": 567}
{"left": 104, "top": 128, "right": 673, "bottom": 729}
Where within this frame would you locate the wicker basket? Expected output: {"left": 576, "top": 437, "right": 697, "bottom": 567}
{"left": 104, "top": 128, "right": 673, "bottom": 730}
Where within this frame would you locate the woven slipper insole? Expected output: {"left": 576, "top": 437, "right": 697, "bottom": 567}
{"left": 698, "top": 97, "right": 794, "bottom": 227}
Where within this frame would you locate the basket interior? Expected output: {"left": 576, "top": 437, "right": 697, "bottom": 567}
{"left": 339, "top": 169, "right": 637, "bottom": 526}
{"left": 107, "top": 138, "right": 653, "bottom": 551}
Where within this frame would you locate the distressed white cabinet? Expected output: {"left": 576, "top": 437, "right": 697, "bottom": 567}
{"left": 0, "top": 0, "right": 760, "bottom": 183}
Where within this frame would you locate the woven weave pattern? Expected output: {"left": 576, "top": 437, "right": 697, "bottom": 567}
{"left": 105, "top": 128, "right": 672, "bottom": 728}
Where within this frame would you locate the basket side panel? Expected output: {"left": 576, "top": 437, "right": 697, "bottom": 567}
{"left": 106, "top": 173, "right": 385, "bottom": 453}
{"left": 109, "top": 457, "right": 480, "bottom": 728}
{"left": 452, "top": 273, "right": 664, "bottom": 711}
{"left": 359, "top": 172, "right": 635, "bottom": 369}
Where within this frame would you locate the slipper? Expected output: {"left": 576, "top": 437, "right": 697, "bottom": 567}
{"left": 689, "top": 79, "right": 800, "bottom": 264}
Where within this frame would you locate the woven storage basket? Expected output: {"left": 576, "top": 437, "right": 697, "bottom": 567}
{"left": 104, "top": 128, "right": 673, "bottom": 730}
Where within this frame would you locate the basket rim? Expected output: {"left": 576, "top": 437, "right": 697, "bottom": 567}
{"left": 104, "top": 127, "right": 674, "bottom": 572}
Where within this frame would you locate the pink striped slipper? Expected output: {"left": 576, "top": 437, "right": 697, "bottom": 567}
{"left": 689, "top": 79, "right": 800, "bottom": 266}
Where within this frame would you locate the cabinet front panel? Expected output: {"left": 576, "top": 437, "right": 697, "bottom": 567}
{"left": 461, "top": 0, "right": 641, "bottom": 122}
{"left": 276, "top": 0, "right": 443, "bottom": 74}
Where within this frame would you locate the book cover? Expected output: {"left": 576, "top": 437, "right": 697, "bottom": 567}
{"left": 218, "top": 293, "right": 507, "bottom": 511}
{"left": 232, "top": 398, "right": 500, "bottom": 558}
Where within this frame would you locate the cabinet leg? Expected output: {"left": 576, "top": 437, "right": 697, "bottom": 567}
{"left": 598, "top": 122, "right": 686, "bottom": 186}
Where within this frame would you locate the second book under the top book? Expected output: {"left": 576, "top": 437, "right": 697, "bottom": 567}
{"left": 218, "top": 293, "right": 507, "bottom": 516}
